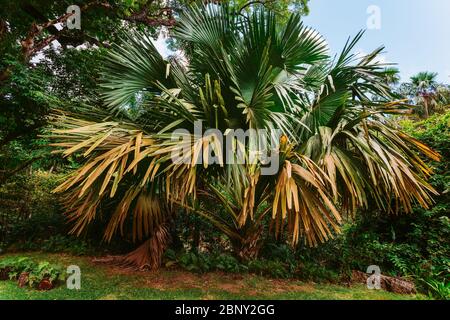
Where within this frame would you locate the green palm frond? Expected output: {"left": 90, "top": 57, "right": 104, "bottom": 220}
{"left": 100, "top": 31, "right": 176, "bottom": 112}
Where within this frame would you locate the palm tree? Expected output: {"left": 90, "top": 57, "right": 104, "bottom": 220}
{"left": 383, "top": 67, "right": 401, "bottom": 86}
{"left": 49, "top": 4, "right": 439, "bottom": 268}
{"left": 401, "top": 72, "right": 448, "bottom": 118}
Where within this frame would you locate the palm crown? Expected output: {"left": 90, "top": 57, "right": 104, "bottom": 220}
{"left": 403, "top": 72, "right": 448, "bottom": 118}
{"left": 50, "top": 4, "right": 439, "bottom": 267}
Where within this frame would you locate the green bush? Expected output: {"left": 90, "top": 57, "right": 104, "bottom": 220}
{"left": 0, "top": 171, "right": 65, "bottom": 246}
{"left": 421, "top": 279, "right": 450, "bottom": 300}
{"left": 213, "top": 254, "right": 243, "bottom": 273}
{"left": 247, "top": 259, "right": 291, "bottom": 279}
{"left": 0, "top": 256, "right": 65, "bottom": 289}
{"left": 0, "top": 170, "right": 148, "bottom": 256}
{"left": 176, "top": 251, "right": 213, "bottom": 273}
{"left": 165, "top": 248, "right": 297, "bottom": 279}
{"left": 0, "top": 257, "right": 35, "bottom": 279}
{"left": 27, "top": 261, "right": 66, "bottom": 288}
{"left": 165, "top": 250, "right": 246, "bottom": 274}
{"left": 15, "top": 235, "right": 90, "bottom": 256}
{"left": 0, "top": 171, "right": 100, "bottom": 255}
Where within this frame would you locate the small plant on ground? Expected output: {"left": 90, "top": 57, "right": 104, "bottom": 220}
{"left": 0, "top": 256, "right": 65, "bottom": 290}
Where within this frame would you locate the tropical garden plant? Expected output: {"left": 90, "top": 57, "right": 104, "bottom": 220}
{"left": 49, "top": 3, "right": 440, "bottom": 269}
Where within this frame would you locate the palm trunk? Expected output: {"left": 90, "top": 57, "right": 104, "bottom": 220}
{"left": 95, "top": 224, "right": 171, "bottom": 270}
{"left": 231, "top": 226, "right": 264, "bottom": 261}
{"left": 423, "top": 98, "right": 430, "bottom": 118}
{"left": 192, "top": 219, "right": 201, "bottom": 252}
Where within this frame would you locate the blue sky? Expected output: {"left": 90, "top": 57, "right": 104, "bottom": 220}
{"left": 302, "top": 0, "right": 450, "bottom": 83}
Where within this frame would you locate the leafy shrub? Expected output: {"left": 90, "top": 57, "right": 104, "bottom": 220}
{"left": 0, "top": 256, "right": 65, "bottom": 289}
{"left": 176, "top": 251, "right": 213, "bottom": 273}
{"left": 0, "top": 171, "right": 118, "bottom": 256}
{"left": 165, "top": 249, "right": 296, "bottom": 278}
{"left": 41, "top": 235, "right": 89, "bottom": 255}
{"left": 166, "top": 250, "right": 246, "bottom": 274}
{"left": 213, "top": 254, "right": 243, "bottom": 273}
{"left": 422, "top": 279, "right": 450, "bottom": 300}
{"left": 247, "top": 259, "right": 291, "bottom": 279}
{"left": 27, "top": 261, "right": 66, "bottom": 288}
{"left": 0, "top": 257, "right": 35, "bottom": 280}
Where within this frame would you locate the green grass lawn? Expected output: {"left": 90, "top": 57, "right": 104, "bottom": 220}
{"left": 0, "top": 252, "right": 428, "bottom": 300}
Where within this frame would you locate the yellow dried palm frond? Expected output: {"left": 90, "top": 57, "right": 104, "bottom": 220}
{"left": 272, "top": 156, "right": 342, "bottom": 246}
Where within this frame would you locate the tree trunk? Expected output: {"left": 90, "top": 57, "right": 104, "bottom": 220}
{"left": 423, "top": 98, "right": 430, "bottom": 118}
{"left": 0, "top": 156, "right": 43, "bottom": 186}
{"left": 351, "top": 270, "right": 417, "bottom": 294}
{"left": 232, "top": 226, "right": 264, "bottom": 261}
{"left": 93, "top": 224, "right": 171, "bottom": 270}
{"left": 192, "top": 219, "right": 201, "bottom": 252}
{"left": 0, "top": 19, "right": 6, "bottom": 39}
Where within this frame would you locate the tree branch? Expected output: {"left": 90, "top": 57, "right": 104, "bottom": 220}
{"left": 0, "top": 19, "right": 7, "bottom": 40}
{"left": 0, "top": 156, "right": 43, "bottom": 186}
{"left": 20, "top": 1, "right": 113, "bottom": 60}
{"left": 239, "top": 0, "right": 266, "bottom": 13}
{"left": 123, "top": 4, "right": 177, "bottom": 27}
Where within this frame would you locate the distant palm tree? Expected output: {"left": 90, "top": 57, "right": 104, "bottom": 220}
{"left": 402, "top": 72, "right": 448, "bottom": 118}
{"left": 49, "top": 4, "right": 439, "bottom": 268}
{"left": 383, "top": 67, "right": 401, "bottom": 86}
